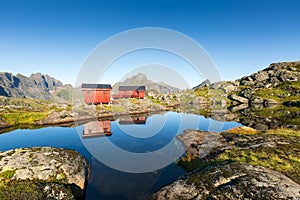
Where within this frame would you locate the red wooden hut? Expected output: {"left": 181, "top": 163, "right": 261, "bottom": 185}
{"left": 114, "top": 86, "right": 145, "bottom": 99}
{"left": 82, "top": 83, "right": 112, "bottom": 104}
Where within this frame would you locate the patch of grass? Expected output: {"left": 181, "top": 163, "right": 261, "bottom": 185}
{"left": 0, "top": 112, "right": 49, "bottom": 125}
{"left": 216, "top": 146, "right": 300, "bottom": 184}
{"left": 266, "top": 128, "right": 300, "bottom": 138}
{"left": 0, "top": 181, "right": 45, "bottom": 200}
{"left": 0, "top": 170, "right": 16, "bottom": 179}
{"left": 193, "top": 88, "right": 209, "bottom": 98}
{"left": 254, "top": 81, "right": 300, "bottom": 102}
{"left": 111, "top": 105, "right": 127, "bottom": 113}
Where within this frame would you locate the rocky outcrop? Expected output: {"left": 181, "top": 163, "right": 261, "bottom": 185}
{"left": 193, "top": 79, "right": 211, "bottom": 89}
{"left": 152, "top": 163, "right": 300, "bottom": 200}
{"left": 177, "top": 130, "right": 222, "bottom": 158}
{"left": 0, "top": 147, "right": 89, "bottom": 199}
{"left": 238, "top": 61, "right": 300, "bottom": 88}
{"left": 0, "top": 72, "right": 64, "bottom": 100}
{"left": 153, "top": 127, "right": 300, "bottom": 199}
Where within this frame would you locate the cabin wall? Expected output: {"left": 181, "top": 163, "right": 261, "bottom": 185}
{"left": 84, "top": 89, "right": 111, "bottom": 104}
{"left": 117, "top": 90, "right": 145, "bottom": 99}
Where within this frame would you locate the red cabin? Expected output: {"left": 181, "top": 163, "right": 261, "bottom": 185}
{"left": 114, "top": 86, "right": 145, "bottom": 99}
{"left": 82, "top": 83, "right": 112, "bottom": 104}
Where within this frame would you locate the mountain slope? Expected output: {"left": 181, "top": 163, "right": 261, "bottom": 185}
{"left": 0, "top": 72, "right": 65, "bottom": 100}
{"left": 112, "top": 73, "right": 179, "bottom": 94}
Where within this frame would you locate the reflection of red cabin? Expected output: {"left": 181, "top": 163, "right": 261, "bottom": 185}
{"left": 119, "top": 116, "right": 147, "bottom": 125}
{"left": 114, "top": 86, "right": 145, "bottom": 99}
{"left": 82, "top": 84, "right": 112, "bottom": 104}
{"left": 82, "top": 121, "right": 112, "bottom": 138}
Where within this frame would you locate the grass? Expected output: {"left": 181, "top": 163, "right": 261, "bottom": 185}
{"left": 0, "top": 170, "right": 16, "bottom": 179}
{"left": 266, "top": 128, "right": 300, "bottom": 138}
{"left": 178, "top": 128, "right": 300, "bottom": 184}
{"left": 193, "top": 88, "right": 209, "bottom": 98}
{"left": 111, "top": 105, "right": 127, "bottom": 113}
{"left": 216, "top": 147, "right": 299, "bottom": 183}
{"left": 253, "top": 81, "right": 300, "bottom": 102}
{"left": 0, "top": 111, "right": 49, "bottom": 125}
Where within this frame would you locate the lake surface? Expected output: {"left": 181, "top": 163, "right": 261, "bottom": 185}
{"left": 0, "top": 111, "right": 241, "bottom": 199}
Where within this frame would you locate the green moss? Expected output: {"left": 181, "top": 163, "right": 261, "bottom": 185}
{"left": 0, "top": 112, "right": 49, "bottom": 125}
{"left": 266, "top": 128, "right": 300, "bottom": 138}
{"left": 111, "top": 105, "right": 127, "bottom": 113}
{"left": 0, "top": 170, "right": 16, "bottom": 179}
{"left": 253, "top": 81, "right": 300, "bottom": 102}
{"left": 193, "top": 88, "right": 209, "bottom": 98}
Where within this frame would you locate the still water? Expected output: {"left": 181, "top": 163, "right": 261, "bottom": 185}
{"left": 0, "top": 112, "right": 241, "bottom": 199}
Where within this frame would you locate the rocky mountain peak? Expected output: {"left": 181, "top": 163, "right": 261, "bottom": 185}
{"left": 112, "top": 73, "right": 179, "bottom": 94}
{"left": 0, "top": 72, "right": 64, "bottom": 100}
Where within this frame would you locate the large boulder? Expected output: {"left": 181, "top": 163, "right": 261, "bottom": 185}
{"left": 151, "top": 163, "right": 300, "bottom": 200}
{"left": 0, "top": 147, "right": 89, "bottom": 199}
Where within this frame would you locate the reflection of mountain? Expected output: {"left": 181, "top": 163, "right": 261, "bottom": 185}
{"left": 82, "top": 121, "right": 112, "bottom": 138}
{"left": 112, "top": 73, "right": 179, "bottom": 94}
{"left": 118, "top": 116, "right": 147, "bottom": 125}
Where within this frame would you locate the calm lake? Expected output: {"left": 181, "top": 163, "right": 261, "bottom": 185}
{"left": 0, "top": 111, "right": 241, "bottom": 200}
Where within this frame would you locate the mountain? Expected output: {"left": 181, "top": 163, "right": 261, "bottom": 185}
{"left": 112, "top": 73, "right": 179, "bottom": 94}
{"left": 0, "top": 72, "right": 66, "bottom": 100}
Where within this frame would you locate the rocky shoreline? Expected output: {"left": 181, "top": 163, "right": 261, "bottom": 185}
{"left": 0, "top": 147, "right": 89, "bottom": 200}
{"left": 152, "top": 127, "right": 300, "bottom": 199}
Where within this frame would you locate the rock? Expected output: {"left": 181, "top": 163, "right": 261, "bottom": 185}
{"left": 263, "top": 99, "right": 278, "bottom": 107}
{"left": 228, "top": 104, "right": 248, "bottom": 112}
{"left": 152, "top": 163, "right": 300, "bottom": 200}
{"left": 239, "top": 88, "right": 253, "bottom": 99}
{"left": 228, "top": 94, "right": 249, "bottom": 104}
{"left": 253, "top": 71, "right": 269, "bottom": 82}
{"left": 177, "top": 130, "right": 222, "bottom": 158}
{"left": 193, "top": 79, "right": 210, "bottom": 89}
{"left": 0, "top": 147, "right": 89, "bottom": 199}
{"left": 251, "top": 97, "right": 264, "bottom": 104}
{"left": 0, "top": 118, "right": 11, "bottom": 129}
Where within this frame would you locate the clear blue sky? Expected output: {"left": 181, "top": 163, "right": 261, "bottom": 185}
{"left": 0, "top": 0, "right": 299, "bottom": 86}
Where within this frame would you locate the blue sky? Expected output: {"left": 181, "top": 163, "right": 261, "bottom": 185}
{"left": 0, "top": 0, "right": 299, "bottom": 87}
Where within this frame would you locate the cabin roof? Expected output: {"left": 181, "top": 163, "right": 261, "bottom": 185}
{"left": 82, "top": 83, "right": 112, "bottom": 89}
{"left": 118, "top": 86, "right": 146, "bottom": 91}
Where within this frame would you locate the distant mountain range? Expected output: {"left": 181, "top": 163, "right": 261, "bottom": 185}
{"left": 112, "top": 73, "right": 179, "bottom": 94}
{"left": 0, "top": 72, "right": 72, "bottom": 101}
{"left": 0, "top": 72, "right": 179, "bottom": 101}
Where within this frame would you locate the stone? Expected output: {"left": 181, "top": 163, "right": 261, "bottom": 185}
{"left": 263, "top": 99, "right": 278, "bottom": 107}
{"left": 151, "top": 163, "right": 300, "bottom": 200}
{"left": 253, "top": 71, "right": 269, "bottom": 82}
{"left": 251, "top": 97, "right": 264, "bottom": 104}
{"left": 193, "top": 79, "right": 211, "bottom": 89}
{"left": 0, "top": 147, "right": 89, "bottom": 199}
{"left": 228, "top": 94, "right": 249, "bottom": 104}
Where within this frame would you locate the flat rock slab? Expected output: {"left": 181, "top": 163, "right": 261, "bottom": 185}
{"left": 0, "top": 147, "right": 89, "bottom": 200}
{"left": 152, "top": 163, "right": 300, "bottom": 200}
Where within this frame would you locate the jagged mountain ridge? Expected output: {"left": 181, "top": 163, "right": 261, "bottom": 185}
{"left": 112, "top": 73, "right": 179, "bottom": 94}
{"left": 0, "top": 72, "right": 65, "bottom": 100}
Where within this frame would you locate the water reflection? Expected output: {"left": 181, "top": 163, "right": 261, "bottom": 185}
{"left": 82, "top": 121, "right": 112, "bottom": 138}
{"left": 118, "top": 116, "right": 147, "bottom": 125}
